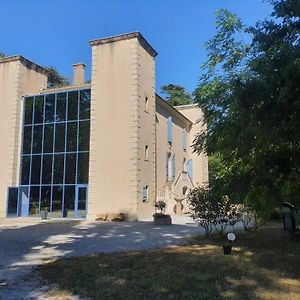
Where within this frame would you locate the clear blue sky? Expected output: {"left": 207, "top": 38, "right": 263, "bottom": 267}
{"left": 0, "top": 0, "right": 272, "bottom": 93}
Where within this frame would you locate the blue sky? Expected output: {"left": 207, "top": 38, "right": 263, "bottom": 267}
{"left": 0, "top": 0, "right": 272, "bottom": 94}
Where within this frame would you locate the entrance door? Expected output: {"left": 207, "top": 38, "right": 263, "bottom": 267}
{"left": 19, "top": 187, "right": 29, "bottom": 216}
{"left": 75, "top": 185, "right": 87, "bottom": 218}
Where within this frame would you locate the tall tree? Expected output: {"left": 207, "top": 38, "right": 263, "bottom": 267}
{"left": 194, "top": 0, "right": 300, "bottom": 215}
{"left": 46, "top": 66, "right": 70, "bottom": 87}
{"left": 0, "top": 53, "right": 6, "bottom": 58}
{"left": 161, "top": 84, "right": 193, "bottom": 106}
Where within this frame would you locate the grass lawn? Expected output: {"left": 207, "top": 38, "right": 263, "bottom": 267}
{"left": 39, "top": 223, "right": 300, "bottom": 300}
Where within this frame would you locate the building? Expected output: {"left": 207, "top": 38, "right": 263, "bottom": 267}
{"left": 0, "top": 32, "right": 208, "bottom": 221}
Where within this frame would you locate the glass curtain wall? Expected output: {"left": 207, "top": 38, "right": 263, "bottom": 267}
{"left": 20, "top": 89, "right": 91, "bottom": 218}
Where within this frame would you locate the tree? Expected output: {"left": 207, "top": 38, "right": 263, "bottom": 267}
{"left": 0, "top": 53, "right": 6, "bottom": 58}
{"left": 161, "top": 84, "right": 193, "bottom": 106}
{"left": 194, "top": 0, "right": 300, "bottom": 216}
{"left": 46, "top": 66, "right": 70, "bottom": 87}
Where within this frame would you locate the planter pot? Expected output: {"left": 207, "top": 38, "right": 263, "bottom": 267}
{"left": 223, "top": 245, "right": 232, "bottom": 255}
{"left": 153, "top": 216, "right": 172, "bottom": 225}
{"left": 40, "top": 210, "right": 48, "bottom": 220}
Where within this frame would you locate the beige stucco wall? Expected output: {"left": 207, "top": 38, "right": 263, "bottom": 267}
{"left": 88, "top": 35, "right": 156, "bottom": 220}
{"left": 0, "top": 57, "right": 48, "bottom": 217}
{"left": 176, "top": 104, "right": 209, "bottom": 185}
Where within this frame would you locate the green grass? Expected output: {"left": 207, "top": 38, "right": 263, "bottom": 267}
{"left": 39, "top": 223, "right": 300, "bottom": 300}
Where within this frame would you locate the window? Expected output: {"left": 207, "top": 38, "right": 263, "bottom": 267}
{"left": 145, "top": 96, "right": 149, "bottom": 111}
{"left": 167, "top": 117, "right": 172, "bottom": 144}
{"left": 145, "top": 145, "right": 149, "bottom": 160}
{"left": 182, "top": 128, "right": 187, "bottom": 151}
{"left": 187, "top": 159, "right": 193, "bottom": 180}
{"left": 7, "top": 187, "right": 18, "bottom": 217}
{"left": 172, "top": 155, "right": 176, "bottom": 180}
{"left": 166, "top": 153, "right": 175, "bottom": 181}
{"left": 142, "top": 185, "right": 149, "bottom": 202}
{"left": 20, "top": 89, "right": 91, "bottom": 218}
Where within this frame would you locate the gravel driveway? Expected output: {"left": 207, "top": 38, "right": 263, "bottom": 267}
{"left": 0, "top": 217, "right": 202, "bottom": 299}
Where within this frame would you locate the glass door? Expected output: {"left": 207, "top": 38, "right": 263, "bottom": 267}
{"left": 75, "top": 185, "right": 87, "bottom": 218}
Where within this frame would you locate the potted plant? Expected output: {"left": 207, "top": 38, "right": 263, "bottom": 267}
{"left": 153, "top": 200, "right": 172, "bottom": 225}
{"left": 40, "top": 199, "right": 49, "bottom": 220}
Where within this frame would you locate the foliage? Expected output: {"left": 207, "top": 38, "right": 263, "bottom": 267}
{"left": 154, "top": 200, "right": 167, "bottom": 214}
{"left": 194, "top": 1, "right": 300, "bottom": 216}
{"left": 161, "top": 84, "right": 193, "bottom": 106}
{"left": 187, "top": 185, "right": 220, "bottom": 236}
{"left": 0, "top": 52, "right": 6, "bottom": 58}
{"left": 46, "top": 66, "right": 70, "bottom": 87}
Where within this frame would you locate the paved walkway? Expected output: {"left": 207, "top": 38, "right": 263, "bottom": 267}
{"left": 0, "top": 217, "right": 201, "bottom": 299}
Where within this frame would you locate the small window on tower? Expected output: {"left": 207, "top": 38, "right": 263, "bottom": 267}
{"left": 145, "top": 96, "right": 149, "bottom": 111}
{"left": 145, "top": 145, "right": 149, "bottom": 160}
{"left": 142, "top": 185, "right": 149, "bottom": 202}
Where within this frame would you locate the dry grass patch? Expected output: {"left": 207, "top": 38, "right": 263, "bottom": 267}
{"left": 39, "top": 223, "right": 300, "bottom": 300}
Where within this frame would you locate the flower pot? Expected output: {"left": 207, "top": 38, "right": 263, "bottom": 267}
{"left": 153, "top": 215, "right": 172, "bottom": 225}
{"left": 40, "top": 210, "right": 48, "bottom": 220}
{"left": 223, "top": 245, "right": 232, "bottom": 255}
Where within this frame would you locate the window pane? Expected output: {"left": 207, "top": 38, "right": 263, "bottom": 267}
{"left": 78, "top": 121, "right": 90, "bottom": 151}
{"left": 24, "top": 97, "right": 33, "bottom": 125}
{"left": 42, "top": 154, "right": 53, "bottom": 184}
{"left": 43, "top": 124, "right": 54, "bottom": 153}
{"left": 55, "top": 123, "right": 65, "bottom": 152}
{"left": 67, "top": 91, "right": 78, "bottom": 121}
{"left": 65, "top": 153, "right": 76, "bottom": 184}
{"left": 32, "top": 125, "right": 43, "bottom": 154}
{"left": 30, "top": 155, "right": 41, "bottom": 184}
{"left": 79, "top": 89, "right": 91, "bottom": 120}
{"left": 45, "top": 94, "right": 55, "bottom": 123}
{"left": 77, "top": 153, "right": 89, "bottom": 184}
{"left": 22, "top": 126, "right": 32, "bottom": 154}
{"left": 63, "top": 185, "right": 75, "bottom": 218}
{"left": 52, "top": 186, "right": 63, "bottom": 218}
{"left": 53, "top": 154, "right": 64, "bottom": 184}
{"left": 34, "top": 95, "right": 44, "bottom": 124}
{"left": 29, "top": 186, "right": 40, "bottom": 216}
{"left": 21, "top": 156, "right": 30, "bottom": 185}
{"left": 7, "top": 187, "right": 18, "bottom": 216}
{"left": 56, "top": 93, "right": 66, "bottom": 122}
{"left": 66, "top": 122, "right": 77, "bottom": 152}
{"left": 40, "top": 186, "right": 51, "bottom": 212}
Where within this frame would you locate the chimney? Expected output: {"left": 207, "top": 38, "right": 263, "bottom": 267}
{"left": 73, "top": 63, "right": 86, "bottom": 85}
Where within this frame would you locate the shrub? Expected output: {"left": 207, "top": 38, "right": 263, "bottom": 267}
{"left": 155, "top": 200, "right": 167, "bottom": 214}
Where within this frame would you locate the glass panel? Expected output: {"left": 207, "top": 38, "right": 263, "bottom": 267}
{"left": 43, "top": 124, "right": 54, "bottom": 153}
{"left": 77, "top": 187, "right": 87, "bottom": 218}
{"left": 79, "top": 90, "right": 91, "bottom": 120}
{"left": 67, "top": 91, "right": 78, "bottom": 121}
{"left": 66, "top": 122, "right": 77, "bottom": 152}
{"left": 40, "top": 186, "right": 51, "bottom": 212}
{"left": 45, "top": 94, "right": 55, "bottom": 123}
{"left": 42, "top": 154, "right": 53, "bottom": 184}
{"left": 29, "top": 186, "right": 40, "bottom": 216}
{"left": 64, "top": 185, "right": 75, "bottom": 218}
{"left": 56, "top": 93, "right": 66, "bottom": 122}
{"left": 21, "top": 156, "right": 30, "bottom": 185}
{"left": 77, "top": 153, "right": 89, "bottom": 184}
{"left": 34, "top": 95, "right": 44, "bottom": 124}
{"left": 7, "top": 187, "right": 18, "bottom": 216}
{"left": 19, "top": 187, "right": 30, "bottom": 217}
{"left": 78, "top": 121, "right": 90, "bottom": 151}
{"left": 30, "top": 155, "right": 41, "bottom": 184}
{"left": 32, "top": 125, "right": 43, "bottom": 154}
{"left": 52, "top": 186, "right": 63, "bottom": 218}
{"left": 53, "top": 154, "right": 64, "bottom": 184}
{"left": 22, "top": 126, "right": 32, "bottom": 154}
{"left": 54, "top": 123, "right": 65, "bottom": 152}
{"left": 65, "top": 153, "right": 76, "bottom": 184}
{"left": 24, "top": 97, "right": 34, "bottom": 125}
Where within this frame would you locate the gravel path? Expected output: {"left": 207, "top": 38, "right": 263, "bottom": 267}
{"left": 0, "top": 217, "right": 202, "bottom": 299}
